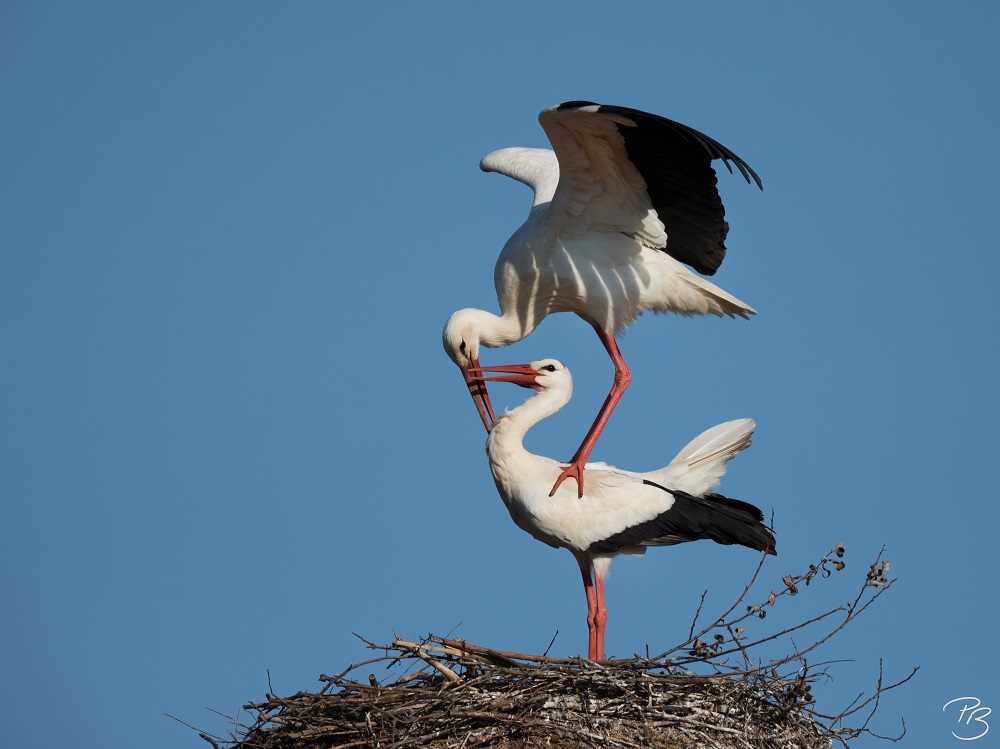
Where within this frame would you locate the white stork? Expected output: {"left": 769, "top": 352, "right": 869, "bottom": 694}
{"left": 470, "top": 359, "right": 775, "bottom": 661}
{"left": 443, "top": 101, "right": 762, "bottom": 497}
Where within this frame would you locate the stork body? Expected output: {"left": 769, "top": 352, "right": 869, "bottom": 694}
{"left": 473, "top": 359, "right": 775, "bottom": 660}
{"left": 443, "top": 101, "right": 762, "bottom": 497}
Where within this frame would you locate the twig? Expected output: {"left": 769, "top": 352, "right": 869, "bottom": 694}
{"left": 393, "top": 639, "right": 461, "bottom": 682}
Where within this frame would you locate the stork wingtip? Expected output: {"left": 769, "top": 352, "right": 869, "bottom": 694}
{"left": 479, "top": 153, "right": 497, "bottom": 173}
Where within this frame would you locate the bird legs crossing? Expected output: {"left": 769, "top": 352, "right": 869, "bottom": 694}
{"left": 549, "top": 324, "right": 631, "bottom": 498}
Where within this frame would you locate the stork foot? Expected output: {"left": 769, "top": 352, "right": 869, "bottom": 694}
{"left": 550, "top": 461, "right": 585, "bottom": 498}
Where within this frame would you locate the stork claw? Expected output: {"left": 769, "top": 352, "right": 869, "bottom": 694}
{"left": 550, "top": 461, "right": 585, "bottom": 498}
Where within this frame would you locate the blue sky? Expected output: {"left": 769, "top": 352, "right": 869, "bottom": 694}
{"left": 3, "top": 3, "right": 999, "bottom": 747}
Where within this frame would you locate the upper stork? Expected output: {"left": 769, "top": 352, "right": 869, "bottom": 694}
{"left": 443, "top": 101, "right": 762, "bottom": 497}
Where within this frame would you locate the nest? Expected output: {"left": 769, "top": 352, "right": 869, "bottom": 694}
{"left": 190, "top": 546, "right": 915, "bottom": 749}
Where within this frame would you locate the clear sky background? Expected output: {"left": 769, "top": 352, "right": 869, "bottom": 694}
{"left": 3, "top": 3, "right": 999, "bottom": 747}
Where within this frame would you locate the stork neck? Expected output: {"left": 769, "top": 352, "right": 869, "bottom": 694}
{"left": 490, "top": 385, "right": 571, "bottom": 448}
{"left": 474, "top": 308, "right": 533, "bottom": 349}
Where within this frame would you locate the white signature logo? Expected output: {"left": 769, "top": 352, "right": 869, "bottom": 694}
{"left": 943, "top": 697, "right": 991, "bottom": 741}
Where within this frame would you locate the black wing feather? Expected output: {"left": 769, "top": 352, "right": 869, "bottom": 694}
{"left": 587, "top": 481, "right": 776, "bottom": 556}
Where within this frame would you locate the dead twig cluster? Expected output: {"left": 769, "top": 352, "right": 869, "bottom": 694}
{"left": 187, "top": 545, "right": 916, "bottom": 749}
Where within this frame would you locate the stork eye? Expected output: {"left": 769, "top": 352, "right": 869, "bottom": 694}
{"left": 459, "top": 341, "right": 467, "bottom": 354}
{"left": 542, "top": 364, "right": 556, "bottom": 372}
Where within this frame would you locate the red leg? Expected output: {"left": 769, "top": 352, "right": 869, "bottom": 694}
{"left": 579, "top": 564, "right": 599, "bottom": 659}
{"left": 593, "top": 570, "right": 608, "bottom": 661}
{"left": 550, "top": 326, "right": 631, "bottom": 497}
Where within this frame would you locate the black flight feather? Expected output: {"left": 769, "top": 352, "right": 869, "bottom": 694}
{"left": 586, "top": 480, "right": 776, "bottom": 556}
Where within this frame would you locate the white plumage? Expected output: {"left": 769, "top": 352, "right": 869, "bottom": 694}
{"left": 443, "top": 101, "right": 762, "bottom": 497}
{"left": 471, "top": 359, "right": 775, "bottom": 660}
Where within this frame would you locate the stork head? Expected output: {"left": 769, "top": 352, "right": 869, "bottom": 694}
{"left": 442, "top": 309, "right": 495, "bottom": 432}
{"left": 528, "top": 359, "right": 571, "bottom": 391}
{"left": 442, "top": 308, "right": 484, "bottom": 369}
{"left": 466, "top": 358, "right": 573, "bottom": 428}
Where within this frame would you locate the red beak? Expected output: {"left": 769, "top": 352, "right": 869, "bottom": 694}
{"left": 467, "top": 363, "right": 541, "bottom": 390}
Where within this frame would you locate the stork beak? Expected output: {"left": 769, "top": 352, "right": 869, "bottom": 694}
{"left": 464, "top": 358, "right": 497, "bottom": 433}
{"left": 467, "top": 363, "right": 542, "bottom": 390}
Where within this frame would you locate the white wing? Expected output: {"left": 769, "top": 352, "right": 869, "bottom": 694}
{"left": 539, "top": 104, "right": 666, "bottom": 247}
{"left": 480, "top": 147, "right": 561, "bottom": 208}
{"left": 648, "top": 418, "right": 755, "bottom": 496}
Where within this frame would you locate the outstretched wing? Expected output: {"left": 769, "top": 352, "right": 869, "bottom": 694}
{"left": 539, "top": 101, "right": 761, "bottom": 276}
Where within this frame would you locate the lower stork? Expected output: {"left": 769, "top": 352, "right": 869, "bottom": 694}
{"left": 471, "top": 359, "right": 775, "bottom": 660}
